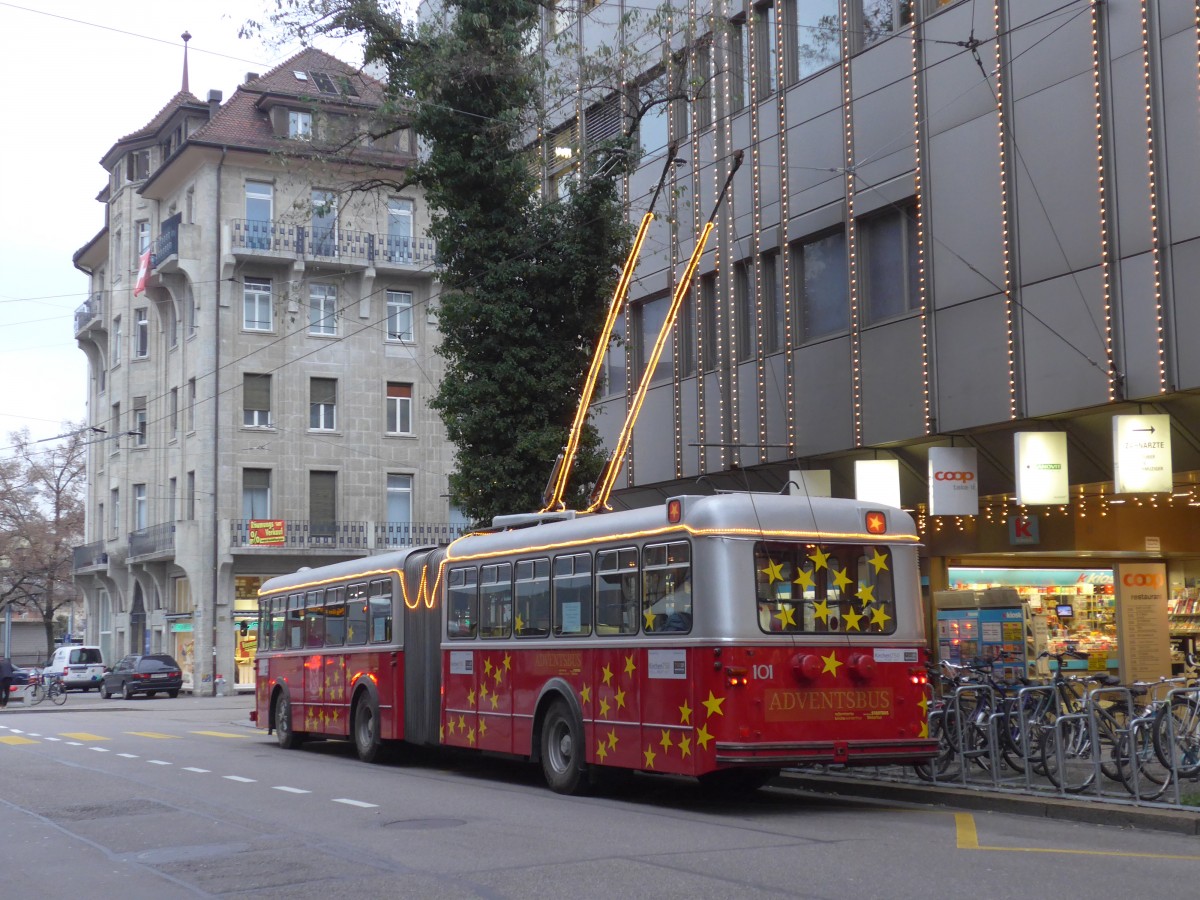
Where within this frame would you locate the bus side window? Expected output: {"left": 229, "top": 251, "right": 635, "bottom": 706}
{"left": 324, "top": 587, "right": 346, "bottom": 646}
{"left": 369, "top": 578, "right": 392, "bottom": 642}
{"left": 271, "top": 597, "right": 287, "bottom": 650}
{"left": 305, "top": 590, "right": 325, "bottom": 648}
{"left": 515, "top": 558, "right": 550, "bottom": 637}
{"left": 553, "top": 552, "right": 592, "bottom": 637}
{"left": 595, "top": 547, "right": 638, "bottom": 635}
{"left": 643, "top": 541, "right": 691, "bottom": 634}
{"left": 346, "top": 583, "right": 368, "bottom": 645}
{"left": 480, "top": 563, "right": 513, "bottom": 639}
{"left": 288, "top": 593, "right": 304, "bottom": 649}
{"left": 447, "top": 567, "right": 478, "bottom": 639}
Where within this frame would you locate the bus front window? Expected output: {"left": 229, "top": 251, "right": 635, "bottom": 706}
{"left": 754, "top": 542, "right": 896, "bottom": 635}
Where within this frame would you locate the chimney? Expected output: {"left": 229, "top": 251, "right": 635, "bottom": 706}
{"left": 207, "top": 89, "right": 223, "bottom": 119}
{"left": 245, "top": 72, "right": 259, "bottom": 84}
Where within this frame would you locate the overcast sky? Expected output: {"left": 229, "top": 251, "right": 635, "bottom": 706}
{"left": 0, "top": 1, "right": 374, "bottom": 449}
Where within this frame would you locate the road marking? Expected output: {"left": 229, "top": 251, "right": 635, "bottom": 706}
{"left": 955, "top": 813, "right": 1200, "bottom": 860}
{"left": 90, "top": 747, "right": 110, "bottom": 753}
{"left": 61, "top": 732, "right": 108, "bottom": 742}
{"left": 148, "top": 760, "right": 172, "bottom": 766}
{"left": 273, "top": 786, "right": 311, "bottom": 794}
{"left": 64, "top": 741, "right": 83, "bottom": 746}
{"left": 0, "top": 736, "right": 37, "bottom": 745}
{"left": 332, "top": 798, "right": 378, "bottom": 808}
{"left": 182, "top": 767, "right": 210, "bottom": 773}
{"left": 127, "top": 731, "right": 179, "bottom": 739}
{"left": 223, "top": 775, "right": 256, "bottom": 783}
{"left": 118, "top": 753, "right": 139, "bottom": 758}
{"left": 190, "top": 730, "right": 251, "bottom": 739}
{"left": 44, "top": 737, "right": 61, "bottom": 742}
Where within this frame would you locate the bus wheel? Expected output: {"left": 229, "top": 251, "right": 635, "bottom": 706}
{"left": 354, "top": 692, "right": 382, "bottom": 763}
{"left": 275, "top": 691, "right": 304, "bottom": 750}
{"left": 698, "top": 768, "right": 780, "bottom": 793}
{"left": 541, "top": 699, "right": 587, "bottom": 795}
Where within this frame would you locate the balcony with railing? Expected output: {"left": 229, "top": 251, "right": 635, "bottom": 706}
{"left": 229, "top": 219, "right": 436, "bottom": 272}
{"left": 72, "top": 540, "right": 109, "bottom": 573}
{"left": 375, "top": 521, "right": 471, "bottom": 548}
{"left": 128, "top": 522, "right": 176, "bottom": 561}
{"left": 230, "top": 520, "right": 369, "bottom": 551}
{"left": 74, "top": 292, "right": 105, "bottom": 338}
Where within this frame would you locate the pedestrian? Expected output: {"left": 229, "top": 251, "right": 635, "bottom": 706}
{"left": 0, "top": 657, "right": 14, "bottom": 709}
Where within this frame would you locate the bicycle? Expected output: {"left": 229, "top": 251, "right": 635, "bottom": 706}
{"left": 27, "top": 670, "right": 67, "bottom": 707}
{"left": 1150, "top": 653, "right": 1200, "bottom": 778}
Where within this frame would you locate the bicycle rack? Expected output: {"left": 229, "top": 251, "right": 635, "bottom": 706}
{"left": 1015, "top": 684, "right": 1056, "bottom": 791}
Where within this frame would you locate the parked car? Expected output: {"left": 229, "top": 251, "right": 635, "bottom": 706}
{"left": 43, "top": 645, "right": 106, "bottom": 691}
{"left": 5, "top": 666, "right": 33, "bottom": 702}
{"left": 101, "top": 654, "right": 183, "bottom": 699}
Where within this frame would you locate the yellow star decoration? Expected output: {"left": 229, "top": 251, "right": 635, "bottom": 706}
{"left": 467, "top": 688, "right": 476, "bottom": 706}
{"left": 503, "top": 653, "right": 512, "bottom": 671}
{"left": 596, "top": 740, "right": 608, "bottom": 762}
{"left": 813, "top": 597, "right": 832, "bottom": 624}
{"left": 624, "top": 654, "right": 636, "bottom": 677}
{"left": 493, "top": 667, "right": 503, "bottom": 685}
{"left": 580, "top": 684, "right": 592, "bottom": 705}
{"left": 483, "top": 658, "right": 493, "bottom": 675}
{"left": 679, "top": 701, "right": 692, "bottom": 725}
{"left": 918, "top": 695, "right": 930, "bottom": 716}
{"left": 870, "top": 606, "right": 892, "bottom": 629}
{"left": 695, "top": 724, "right": 713, "bottom": 750}
{"left": 514, "top": 614, "right": 524, "bottom": 632}
{"left": 868, "top": 548, "right": 890, "bottom": 573}
{"left": 644, "top": 609, "right": 657, "bottom": 630}
{"left": 794, "top": 568, "right": 815, "bottom": 590}
{"left": 644, "top": 745, "right": 657, "bottom": 769}
{"left": 439, "top": 724, "right": 444, "bottom": 741}
{"left": 831, "top": 567, "right": 853, "bottom": 591}
{"left": 447, "top": 717, "right": 456, "bottom": 735}
{"left": 479, "top": 683, "right": 489, "bottom": 700}
{"left": 919, "top": 720, "right": 929, "bottom": 739}
{"left": 760, "top": 559, "right": 785, "bottom": 584}
{"left": 808, "top": 547, "right": 830, "bottom": 570}
{"left": 857, "top": 583, "right": 876, "bottom": 604}
{"left": 467, "top": 727, "right": 476, "bottom": 746}
{"left": 679, "top": 735, "right": 692, "bottom": 758}
{"left": 601, "top": 664, "right": 613, "bottom": 686}
{"left": 614, "top": 688, "right": 626, "bottom": 710}
{"left": 458, "top": 714, "right": 466, "bottom": 731}
{"left": 702, "top": 691, "right": 725, "bottom": 718}
{"left": 659, "top": 729, "right": 674, "bottom": 752}
{"left": 774, "top": 605, "right": 796, "bottom": 628}
{"left": 346, "top": 625, "right": 355, "bottom": 642}
{"left": 607, "top": 730, "right": 619, "bottom": 750}
{"left": 478, "top": 719, "right": 488, "bottom": 737}
{"left": 842, "top": 606, "right": 864, "bottom": 632}
{"left": 821, "top": 651, "right": 843, "bottom": 676}
{"left": 599, "top": 697, "right": 611, "bottom": 719}
{"left": 489, "top": 693, "right": 499, "bottom": 710}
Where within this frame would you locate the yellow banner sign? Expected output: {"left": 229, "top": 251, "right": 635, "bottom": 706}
{"left": 249, "top": 520, "right": 286, "bottom": 545}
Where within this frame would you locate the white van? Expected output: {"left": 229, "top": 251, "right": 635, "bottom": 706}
{"left": 44, "top": 645, "right": 106, "bottom": 691}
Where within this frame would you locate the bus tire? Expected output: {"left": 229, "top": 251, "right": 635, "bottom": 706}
{"left": 353, "top": 691, "right": 382, "bottom": 763}
{"left": 274, "top": 690, "right": 304, "bottom": 750}
{"left": 541, "top": 699, "right": 588, "bottom": 795}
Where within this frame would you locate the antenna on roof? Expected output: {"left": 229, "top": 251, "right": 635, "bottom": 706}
{"left": 181, "top": 31, "right": 191, "bottom": 94}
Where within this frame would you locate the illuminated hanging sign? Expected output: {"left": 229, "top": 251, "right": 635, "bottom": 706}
{"left": 855, "top": 459, "right": 900, "bottom": 508}
{"left": 1014, "top": 432, "right": 1069, "bottom": 506}
{"left": 1112, "top": 414, "right": 1172, "bottom": 494}
{"left": 928, "top": 447, "right": 979, "bottom": 516}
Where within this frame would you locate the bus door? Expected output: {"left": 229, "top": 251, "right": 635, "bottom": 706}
{"left": 302, "top": 589, "right": 327, "bottom": 729}
{"left": 322, "top": 587, "right": 347, "bottom": 733}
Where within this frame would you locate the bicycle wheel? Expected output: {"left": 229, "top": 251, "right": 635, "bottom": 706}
{"left": 28, "top": 683, "right": 46, "bottom": 706}
{"left": 1040, "top": 720, "right": 1095, "bottom": 793}
{"left": 1114, "top": 730, "right": 1171, "bottom": 800}
{"left": 914, "top": 708, "right": 954, "bottom": 781}
{"left": 1153, "top": 695, "right": 1200, "bottom": 777}
{"left": 50, "top": 683, "right": 67, "bottom": 706}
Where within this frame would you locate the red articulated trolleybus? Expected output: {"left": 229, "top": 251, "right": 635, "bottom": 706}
{"left": 252, "top": 492, "right": 937, "bottom": 793}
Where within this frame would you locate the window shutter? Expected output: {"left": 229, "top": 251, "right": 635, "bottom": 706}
{"left": 387, "top": 382, "right": 412, "bottom": 399}
{"left": 244, "top": 374, "right": 270, "bottom": 409}
{"left": 311, "top": 377, "right": 336, "bottom": 405}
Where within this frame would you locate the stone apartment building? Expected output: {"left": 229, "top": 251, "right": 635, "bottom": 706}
{"left": 71, "top": 47, "right": 459, "bottom": 691}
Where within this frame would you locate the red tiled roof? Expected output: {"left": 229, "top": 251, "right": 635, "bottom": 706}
{"left": 116, "top": 90, "right": 206, "bottom": 144}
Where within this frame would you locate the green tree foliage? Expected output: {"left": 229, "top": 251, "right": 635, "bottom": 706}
{"left": 253, "top": 0, "right": 638, "bottom": 525}
{"left": 0, "top": 427, "right": 86, "bottom": 660}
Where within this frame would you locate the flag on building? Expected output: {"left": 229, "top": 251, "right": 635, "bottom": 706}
{"left": 134, "top": 249, "right": 151, "bottom": 296}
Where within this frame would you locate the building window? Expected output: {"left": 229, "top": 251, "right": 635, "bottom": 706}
{"left": 638, "top": 75, "right": 670, "bottom": 157}
{"left": 186, "top": 471, "right": 196, "bottom": 520}
{"left": 187, "top": 294, "right": 197, "bottom": 339}
{"left": 131, "top": 397, "right": 147, "bottom": 447}
{"left": 243, "top": 469, "right": 271, "bottom": 519}
{"left": 387, "top": 473, "right": 412, "bottom": 525}
{"left": 309, "top": 471, "right": 337, "bottom": 537}
{"left": 309, "top": 283, "right": 338, "bottom": 335}
{"left": 793, "top": 228, "right": 849, "bottom": 342}
{"left": 386, "top": 290, "right": 413, "bottom": 342}
{"left": 136, "top": 220, "right": 151, "bottom": 260}
{"left": 310, "top": 377, "right": 337, "bottom": 431}
{"left": 730, "top": 15, "right": 748, "bottom": 113}
{"left": 134, "top": 307, "right": 149, "bottom": 358}
{"left": 635, "top": 294, "right": 672, "bottom": 384}
{"left": 860, "top": 0, "right": 915, "bottom": 51}
{"left": 245, "top": 181, "right": 274, "bottom": 249}
{"left": 694, "top": 40, "right": 715, "bottom": 131}
{"left": 126, "top": 149, "right": 150, "bottom": 182}
{"left": 168, "top": 477, "right": 177, "bottom": 522}
{"left": 754, "top": 2, "right": 777, "bottom": 99}
{"left": 288, "top": 110, "right": 313, "bottom": 140}
{"left": 762, "top": 251, "right": 783, "bottom": 353}
{"left": 133, "top": 484, "right": 147, "bottom": 530}
{"left": 386, "top": 382, "right": 413, "bottom": 435}
{"left": 680, "top": 280, "right": 697, "bottom": 378}
{"left": 734, "top": 261, "right": 754, "bottom": 362}
{"left": 112, "top": 316, "right": 122, "bottom": 366}
{"left": 243, "top": 278, "right": 273, "bottom": 331}
{"left": 311, "top": 189, "right": 337, "bottom": 256}
{"left": 860, "top": 205, "right": 919, "bottom": 324}
{"left": 603, "top": 315, "right": 626, "bottom": 397}
{"left": 169, "top": 387, "right": 178, "bottom": 437}
{"left": 110, "top": 489, "right": 120, "bottom": 537}
{"left": 243, "top": 374, "right": 272, "bottom": 428}
{"left": 791, "top": 0, "right": 842, "bottom": 81}
{"left": 385, "top": 198, "right": 414, "bottom": 263}
{"left": 187, "top": 378, "right": 197, "bottom": 431}
{"left": 700, "top": 273, "right": 718, "bottom": 372}
{"left": 110, "top": 402, "right": 120, "bottom": 454}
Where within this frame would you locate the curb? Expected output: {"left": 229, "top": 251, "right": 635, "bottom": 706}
{"left": 777, "top": 772, "right": 1200, "bottom": 835}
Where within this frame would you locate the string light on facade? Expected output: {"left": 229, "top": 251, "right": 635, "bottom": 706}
{"left": 912, "top": 23, "right": 931, "bottom": 433}
{"left": 1089, "top": 2, "right": 1116, "bottom": 401}
{"left": 690, "top": 0, "right": 704, "bottom": 476}
{"left": 778, "top": 0, "right": 794, "bottom": 454}
{"left": 841, "top": 1, "right": 863, "bottom": 446}
{"left": 993, "top": 1, "right": 1017, "bottom": 419}
{"left": 749, "top": 2, "right": 765, "bottom": 466}
{"left": 1140, "top": 0, "right": 1168, "bottom": 392}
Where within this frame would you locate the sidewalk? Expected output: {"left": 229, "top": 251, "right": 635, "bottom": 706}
{"left": 778, "top": 770, "right": 1200, "bottom": 835}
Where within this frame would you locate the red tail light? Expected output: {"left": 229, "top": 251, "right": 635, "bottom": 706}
{"left": 909, "top": 667, "right": 927, "bottom": 685}
{"left": 725, "top": 665, "right": 748, "bottom": 688}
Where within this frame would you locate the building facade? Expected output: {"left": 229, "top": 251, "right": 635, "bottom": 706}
{"left": 538, "top": 1, "right": 1200, "bottom": 676}
{"left": 71, "top": 48, "right": 459, "bottom": 691}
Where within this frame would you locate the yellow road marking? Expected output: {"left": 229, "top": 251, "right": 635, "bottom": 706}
{"left": 59, "top": 733, "right": 108, "bottom": 741}
{"left": 0, "top": 736, "right": 38, "bottom": 745}
{"left": 126, "top": 732, "right": 179, "bottom": 739}
{"left": 190, "top": 730, "right": 250, "bottom": 739}
{"left": 956, "top": 812, "right": 1200, "bottom": 860}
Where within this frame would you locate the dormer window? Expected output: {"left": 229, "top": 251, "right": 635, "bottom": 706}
{"left": 289, "top": 110, "right": 313, "bottom": 140}
{"left": 126, "top": 149, "right": 150, "bottom": 182}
